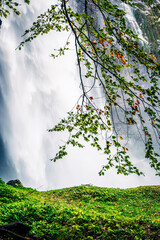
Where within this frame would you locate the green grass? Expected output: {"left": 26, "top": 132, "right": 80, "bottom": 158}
{"left": 0, "top": 178, "right": 160, "bottom": 239}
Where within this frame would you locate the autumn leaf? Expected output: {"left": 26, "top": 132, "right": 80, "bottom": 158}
{"left": 150, "top": 65, "right": 154, "bottom": 70}
{"left": 76, "top": 105, "right": 81, "bottom": 110}
{"left": 108, "top": 39, "right": 112, "bottom": 45}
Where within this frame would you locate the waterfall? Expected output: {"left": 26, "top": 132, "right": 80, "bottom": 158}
{"left": 0, "top": 0, "right": 159, "bottom": 190}
{"left": 120, "top": 2, "right": 148, "bottom": 44}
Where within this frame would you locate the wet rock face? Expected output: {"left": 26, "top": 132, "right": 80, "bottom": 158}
{"left": 133, "top": 1, "right": 160, "bottom": 61}
{"left": 6, "top": 179, "right": 23, "bottom": 187}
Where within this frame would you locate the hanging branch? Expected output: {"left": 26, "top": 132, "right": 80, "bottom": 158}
{"left": 0, "top": 0, "right": 30, "bottom": 18}
{"left": 18, "top": 0, "right": 160, "bottom": 176}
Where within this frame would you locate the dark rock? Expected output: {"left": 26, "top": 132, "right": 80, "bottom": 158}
{"left": 6, "top": 179, "right": 23, "bottom": 187}
{"left": 0, "top": 222, "right": 31, "bottom": 236}
{"left": 0, "top": 222, "right": 32, "bottom": 239}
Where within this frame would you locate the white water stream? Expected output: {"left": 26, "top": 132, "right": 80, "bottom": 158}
{"left": 0, "top": 0, "right": 159, "bottom": 190}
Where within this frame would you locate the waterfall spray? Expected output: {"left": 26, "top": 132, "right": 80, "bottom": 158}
{"left": 0, "top": 0, "right": 159, "bottom": 190}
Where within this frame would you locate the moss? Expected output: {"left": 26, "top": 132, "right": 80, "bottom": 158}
{"left": 0, "top": 179, "right": 159, "bottom": 239}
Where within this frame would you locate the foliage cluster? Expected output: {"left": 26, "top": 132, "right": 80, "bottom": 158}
{"left": 0, "top": 179, "right": 160, "bottom": 239}
{"left": 18, "top": 0, "right": 160, "bottom": 176}
{"left": 0, "top": 0, "right": 30, "bottom": 18}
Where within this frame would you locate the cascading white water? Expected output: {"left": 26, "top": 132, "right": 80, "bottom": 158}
{"left": 120, "top": 2, "right": 148, "bottom": 43}
{"left": 0, "top": 0, "right": 159, "bottom": 190}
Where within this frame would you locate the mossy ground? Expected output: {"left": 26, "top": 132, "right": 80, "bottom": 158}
{"left": 0, "top": 178, "right": 160, "bottom": 239}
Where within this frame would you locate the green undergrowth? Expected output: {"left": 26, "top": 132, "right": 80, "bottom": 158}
{"left": 0, "top": 178, "right": 160, "bottom": 239}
